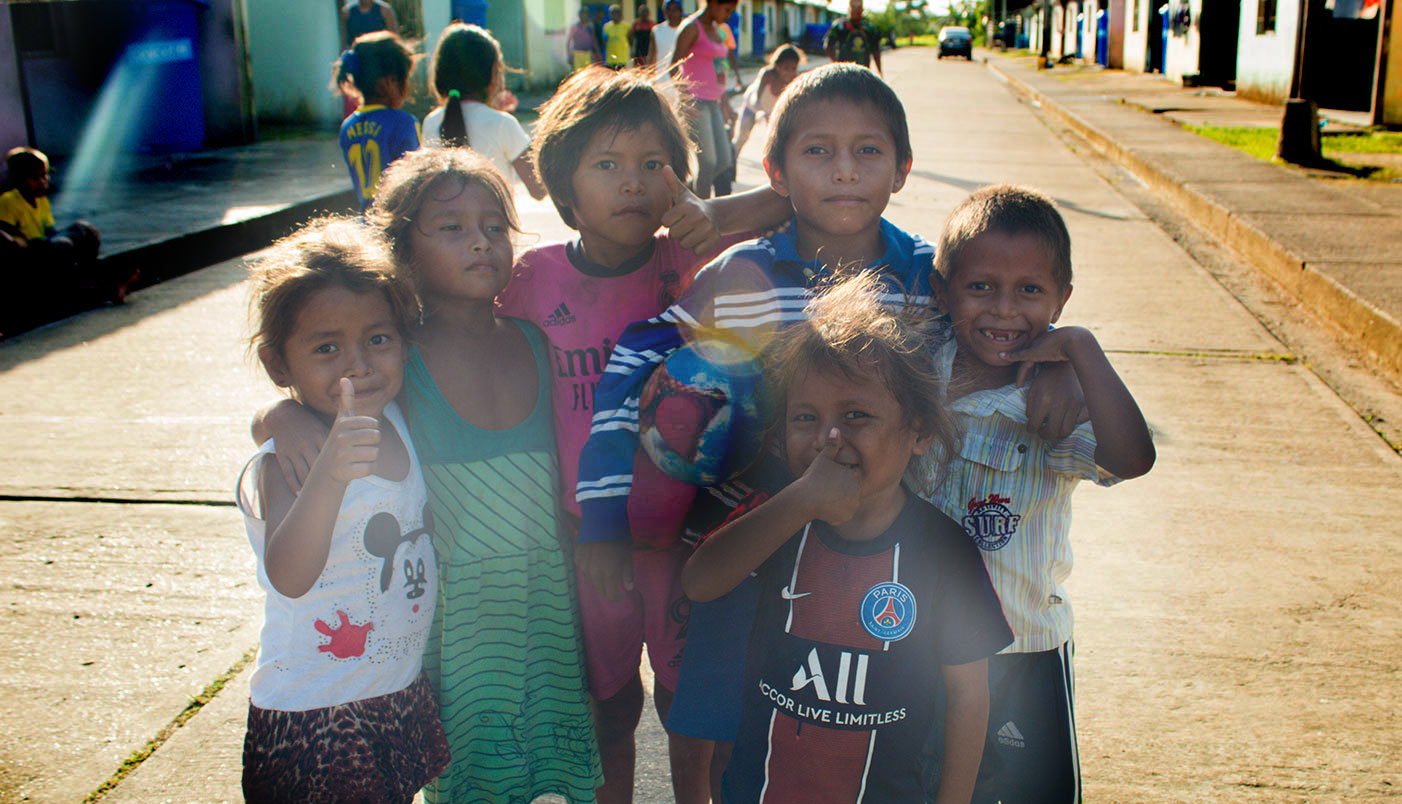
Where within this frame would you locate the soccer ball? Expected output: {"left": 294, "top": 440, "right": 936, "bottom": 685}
{"left": 638, "top": 337, "right": 764, "bottom": 486}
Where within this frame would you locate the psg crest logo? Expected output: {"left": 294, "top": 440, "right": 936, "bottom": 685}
{"left": 860, "top": 582, "right": 916, "bottom": 642}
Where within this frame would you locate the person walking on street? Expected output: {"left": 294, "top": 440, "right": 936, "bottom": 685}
{"left": 669, "top": 0, "right": 744, "bottom": 198}
{"left": 568, "top": 8, "right": 604, "bottom": 71}
{"left": 339, "top": 0, "right": 400, "bottom": 118}
{"left": 630, "top": 4, "right": 655, "bottom": 65}
{"left": 824, "top": 0, "right": 883, "bottom": 76}
{"left": 603, "top": 5, "right": 632, "bottom": 69}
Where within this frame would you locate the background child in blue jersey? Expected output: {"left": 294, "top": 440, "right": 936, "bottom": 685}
{"left": 239, "top": 218, "right": 448, "bottom": 803}
{"left": 923, "top": 184, "right": 1155, "bottom": 804}
{"left": 682, "top": 271, "right": 1013, "bottom": 804}
{"left": 337, "top": 32, "right": 421, "bottom": 211}
{"left": 501, "top": 65, "right": 790, "bottom": 804}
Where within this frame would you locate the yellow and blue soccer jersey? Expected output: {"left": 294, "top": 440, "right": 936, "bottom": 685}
{"left": 338, "top": 105, "right": 421, "bottom": 210}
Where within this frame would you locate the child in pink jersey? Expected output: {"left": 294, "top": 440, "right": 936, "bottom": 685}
{"left": 502, "top": 66, "right": 789, "bottom": 804}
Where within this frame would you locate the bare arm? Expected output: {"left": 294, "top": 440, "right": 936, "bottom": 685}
{"left": 251, "top": 397, "right": 331, "bottom": 491}
{"left": 683, "top": 435, "right": 858, "bottom": 602}
{"left": 870, "top": 36, "right": 883, "bottom": 76}
{"left": 380, "top": 1, "right": 398, "bottom": 34}
{"left": 669, "top": 21, "right": 699, "bottom": 76}
{"left": 262, "top": 380, "right": 381, "bottom": 598}
{"left": 339, "top": 4, "right": 350, "bottom": 47}
{"left": 513, "top": 153, "right": 547, "bottom": 200}
{"left": 1008, "top": 326, "right": 1156, "bottom": 478}
{"left": 658, "top": 166, "right": 790, "bottom": 256}
{"left": 932, "top": 659, "right": 990, "bottom": 804}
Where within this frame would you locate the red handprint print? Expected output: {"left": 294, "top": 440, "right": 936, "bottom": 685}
{"left": 314, "top": 610, "right": 374, "bottom": 658}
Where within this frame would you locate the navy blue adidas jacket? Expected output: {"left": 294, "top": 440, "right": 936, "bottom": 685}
{"left": 574, "top": 218, "right": 936, "bottom": 545}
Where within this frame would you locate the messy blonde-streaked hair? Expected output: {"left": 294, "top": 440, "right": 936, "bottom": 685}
{"left": 762, "top": 270, "right": 957, "bottom": 494}
{"left": 248, "top": 217, "right": 417, "bottom": 367}
{"left": 368, "top": 147, "right": 521, "bottom": 274}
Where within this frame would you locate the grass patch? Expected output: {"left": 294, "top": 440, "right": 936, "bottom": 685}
{"left": 83, "top": 647, "right": 257, "bottom": 804}
{"left": 1186, "top": 125, "right": 1402, "bottom": 181}
{"left": 1186, "top": 125, "right": 1278, "bottom": 161}
{"left": 1321, "top": 129, "right": 1402, "bottom": 153}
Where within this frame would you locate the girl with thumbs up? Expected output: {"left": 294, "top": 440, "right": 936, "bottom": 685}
{"left": 238, "top": 218, "right": 447, "bottom": 804}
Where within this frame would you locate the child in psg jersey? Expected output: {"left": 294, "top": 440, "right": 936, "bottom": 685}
{"left": 682, "top": 271, "right": 1013, "bottom": 804}
{"left": 497, "top": 65, "right": 791, "bottom": 804}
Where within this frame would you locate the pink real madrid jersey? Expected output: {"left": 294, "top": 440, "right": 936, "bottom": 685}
{"left": 497, "top": 234, "right": 745, "bottom": 517}
{"left": 236, "top": 402, "right": 438, "bottom": 711}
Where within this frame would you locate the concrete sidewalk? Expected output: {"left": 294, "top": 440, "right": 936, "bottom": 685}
{"left": 982, "top": 50, "right": 1402, "bottom": 381}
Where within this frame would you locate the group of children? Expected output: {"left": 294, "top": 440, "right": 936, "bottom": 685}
{"left": 240, "top": 35, "right": 1154, "bottom": 804}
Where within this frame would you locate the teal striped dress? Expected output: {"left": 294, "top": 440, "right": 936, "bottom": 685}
{"left": 404, "top": 321, "right": 602, "bottom": 804}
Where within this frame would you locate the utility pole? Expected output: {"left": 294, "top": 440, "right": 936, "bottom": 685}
{"left": 1277, "top": 0, "right": 1321, "bottom": 164}
{"left": 1371, "top": 0, "right": 1394, "bottom": 125}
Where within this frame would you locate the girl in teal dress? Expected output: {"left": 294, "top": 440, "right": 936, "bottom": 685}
{"left": 256, "top": 148, "right": 603, "bottom": 802}
{"left": 376, "top": 149, "right": 602, "bottom": 803}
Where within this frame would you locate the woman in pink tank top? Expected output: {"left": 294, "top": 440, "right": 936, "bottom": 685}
{"left": 669, "top": 0, "right": 741, "bottom": 198}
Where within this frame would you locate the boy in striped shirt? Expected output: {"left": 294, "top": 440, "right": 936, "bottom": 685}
{"left": 924, "top": 184, "right": 1156, "bottom": 804}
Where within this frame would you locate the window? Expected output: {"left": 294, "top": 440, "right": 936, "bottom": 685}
{"left": 1132, "top": 0, "right": 1141, "bottom": 31}
{"left": 1256, "top": 0, "right": 1277, "bottom": 32}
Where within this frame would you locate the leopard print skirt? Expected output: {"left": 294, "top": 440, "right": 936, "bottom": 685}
{"left": 242, "top": 671, "right": 450, "bottom": 803}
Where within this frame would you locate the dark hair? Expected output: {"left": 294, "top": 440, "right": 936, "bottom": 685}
{"left": 532, "top": 66, "right": 692, "bottom": 229}
{"left": 935, "top": 184, "right": 1072, "bottom": 290}
{"left": 763, "top": 270, "right": 957, "bottom": 494}
{"left": 762, "top": 63, "right": 910, "bottom": 172}
{"left": 249, "top": 217, "right": 417, "bottom": 368}
{"left": 430, "top": 23, "right": 503, "bottom": 148}
{"left": 5, "top": 147, "right": 48, "bottom": 182}
{"left": 770, "top": 43, "right": 803, "bottom": 68}
{"left": 335, "top": 31, "right": 417, "bottom": 105}
{"left": 368, "top": 147, "right": 520, "bottom": 271}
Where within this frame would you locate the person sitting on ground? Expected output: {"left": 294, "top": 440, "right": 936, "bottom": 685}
{"left": 0, "top": 147, "right": 137, "bottom": 319}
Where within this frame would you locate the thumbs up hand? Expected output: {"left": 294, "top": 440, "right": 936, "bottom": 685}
{"left": 320, "top": 378, "right": 382, "bottom": 484}
{"left": 659, "top": 164, "right": 722, "bottom": 257}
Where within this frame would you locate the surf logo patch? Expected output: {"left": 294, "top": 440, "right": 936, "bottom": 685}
{"left": 860, "top": 582, "right": 916, "bottom": 642}
{"left": 962, "top": 493, "right": 1021, "bottom": 551}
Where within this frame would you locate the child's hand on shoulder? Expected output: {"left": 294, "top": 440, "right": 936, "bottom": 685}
{"left": 256, "top": 399, "right": 332, "bottom": 492}
{"left": 316, "top": 379, "right": 383, "bottom": 485}
{"left": 793, "top": 428, "right": 862, "bottom": 526}
{"left": 660, "top": 165, "right": 721, "bottom": 256}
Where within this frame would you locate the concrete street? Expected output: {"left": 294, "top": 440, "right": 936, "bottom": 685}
{"left": 2, "top": 46, "right": 1401, "bottom": 802}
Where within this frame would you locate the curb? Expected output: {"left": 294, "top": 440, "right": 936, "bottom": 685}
{"left": 103, "top": 189, "right": 359, "bottom": 292}
{"left": 985, "top": 57, "right": 1402, "bottom": 380}
{"left": 0, "top": 188, "right": 361, "bottom": 338}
